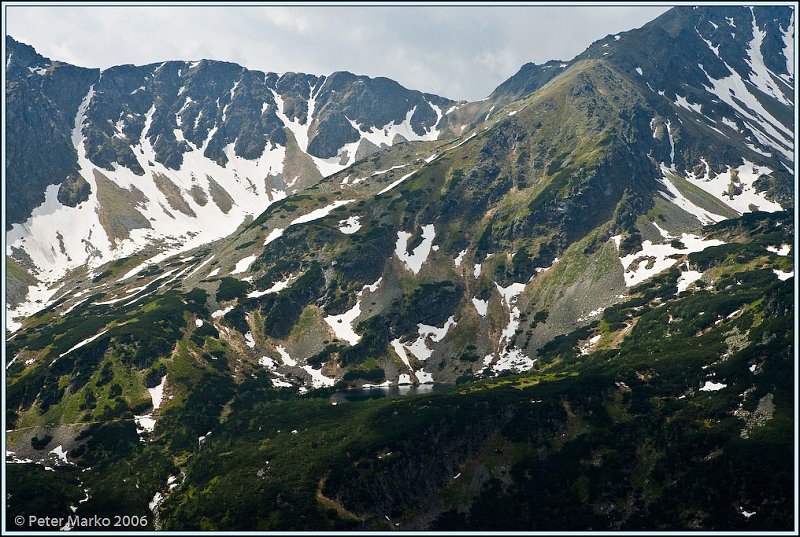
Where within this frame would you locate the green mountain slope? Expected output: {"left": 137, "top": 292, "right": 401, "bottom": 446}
{"left": 7, "top": 211, "right": 792, "bottom": 530}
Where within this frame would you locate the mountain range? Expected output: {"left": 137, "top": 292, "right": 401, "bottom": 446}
{"left": 4, "top": 5, "right": 795, "bottom": 531}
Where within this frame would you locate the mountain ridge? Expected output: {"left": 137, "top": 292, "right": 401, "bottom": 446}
{"left": 5, "top": 34, "right": 459, "bottom": 326}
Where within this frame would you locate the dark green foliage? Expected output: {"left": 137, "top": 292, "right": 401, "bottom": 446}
{"left": 91, "top": 269, "right": 113, "bottom": 283}
{"left": 341, "top": 368, "right": 386, "bottom": 382}
{"left": 138, "top": 264, "right": 164, "bottom": 278}
{"left": 339, "top": 316, "right": 392, "bottom": 367}
{"left": 192, "top": 321, "right": 219, "bottom": 340}
{"left": 108, "top": 383, "right": 122, "bottom": 398}
{"left": 9, "top": 205, "right": 793, "bottom": 531}
{"left": 5, "top": 36, "right": 795, "bottom": 531}
{"left": 80, "top": 388, "right": 96, "bottom": 411}
{"left": 393, "top": 280, "right": 462, "bottom": 333}
{"left": 532, "top": 310, "right": 549, "bottom": 325}
{"left": 459, "top": 352, "right": 480, "bottom": 362}
{"left": 159, "top": 371, "right": 235, "bottom": 452}
{"left": 30, "top": 434, "right": 53, "bottom": 450}
{"left": 185, "top": 287, "right": 209, "bottom": 314}
{"left": 145, "top": 363, "right": 167, "bottom": 388}
{"left": 307, "top": 344, "right": 345, "bottom": 367}
{"left": 224, "top": 306, "right": 249, "bottom": 335}
{"left": 260, "top": 263, "right": 325, "bottom": 338}
{"left": 334, "top": 224, "right": 394, "bottom": 283}
{"left": 538, "top": 323, "right": 596, "bottom": 361}
{"left": 6, "top": 465, "right": 87, "bottom": 530}
{"left": 109, "top": 292, "right": 188, "bottom": 368}
{"left": 234, "top": 239, "right": 258, "bottom": 250}
{"left": 70, "top": 421, "right": 140, "bottom": 469}
{"left": 216, "top": 277, "right": 250, "bottom": 301}
{"left": 97, "top": 361, "right": 114, "bottom": 386}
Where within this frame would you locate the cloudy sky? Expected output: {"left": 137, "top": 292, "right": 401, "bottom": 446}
{"left": 5, "top": 5, "right": 670, "bottom": 101}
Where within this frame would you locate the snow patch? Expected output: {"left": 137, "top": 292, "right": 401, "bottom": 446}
{"left": 406, "top": 316, "right": 457, "bottom": 361}
{"left": 674, "top": 95, "right": 702, "bottom": 114}
{"left": 149, "top": 375, "right": 167, "bottom": 410}
{"left": 491, "top": 348, "right": 536, "bottom": 373}
{"left": 684, "top": 160, "right": 783, "bottom": 214}
{"left": 347, "top": 103, "right": 441, "bottom": 149}
{"left": 677, "top": 267, "right": 704, "bottom": 293}
{"left": 302, "top": 365, "right": 336, "bottom": 388}
{"left": 149, "top": 492, "right": 163, "bottom": 512}
{"left": 263, "top": 228, "right": 285, "bottom": 246}
{"left": 49, "top": 445, "right": 69, "bottom": 465}
{"left": 699, "top": 380, "right": 727, "bottom": 391}
{"left": 276, "top": 345, "right": 296, "bottom": 366}
{"left": 416, "top": 370, "right": 434, "bottom": 384}
{"left": 363, "top": 277, "right": 382, "bottom": 293}
{"left": 454, "top": 249, "right": 467, "bottom": 267}
{"left": 577, "top": 307, "right": 605, "bottom": 323}
{"left": 744, "top": 11, "right": 792, "bottom": 106}
{"left": 767, "top": 244, "right": 790, "bottom": 256}
{"left": 697, "top": 62, "right": 793, "bottom": 160}
{"left": 773, "top": 269, "right": 793, "bottom": 281}
{"left": 59, "top": 329, "right": 109, "bottom": 359}
{"left": 395, "top": 224, "right": 436, "bottom": 274}
{"left": 652, "top": 221, "right": 673, "bottom": 239}
{"left": 211, "top": 306, "right": 234, "bottom": 318}
{"left": 248, "top": 274, "right": 295, "bottom": 297}
{"left": 472, "top": 298, "right": 488, "bottom": 316}
{"left": 391, "top": 339, "right": 413, "bottom": 370}
{"left": 338, "top": 216, "right": 361, "bottom": 234}
{"left": 619, "top": 231, "right": 724, "bottom": 287}
{"left": 489, "top": 282, "right": 534, "bottom": 372}
{"left": 323, "top": 278, "right": 382, "bottom": 346}
{"left": 7, "top": 77, "right": 295, "bottom": 326}
{"left": 231, "top": 254, "right": 258, "bottom": 275}
{"left": 259, "top": 356, "right": 277, "bottom": 369}
{"left": 325, "top": 301, "right": 362, "bottom": 345}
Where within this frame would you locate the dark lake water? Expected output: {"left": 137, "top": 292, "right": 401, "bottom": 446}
{"left": 329, "top": 383, "right": 450, "bottom": 404}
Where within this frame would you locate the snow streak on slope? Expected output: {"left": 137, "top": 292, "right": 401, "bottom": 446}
{"left": 347, "top": 101, "right": 442, "bottom": 149}
{"left": 487, "top": 282, "right": 536, "bottom": 373}
{"left": 697, "top": 61, "right": 793, "bottom": 161}
{"left": 270, "top": 85, "right": 315, "bottom": 153}
{"left": 780, "top": 11, "right": 794, "bottom": 81}
{"left": 290, "top": 200, "right": 354, "bottom": 226}
{"left": 744, "top": 9, "right": 792, "bottom": 106}
{"left": 377, "top": 169, "right": 420, "bottom": 195}
{"left": 659, "top": 166, "right": 727, "bottom": 225}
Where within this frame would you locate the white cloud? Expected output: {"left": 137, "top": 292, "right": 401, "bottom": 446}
{"left": 6, "top": 5, "right": 669, "bottom": 101}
